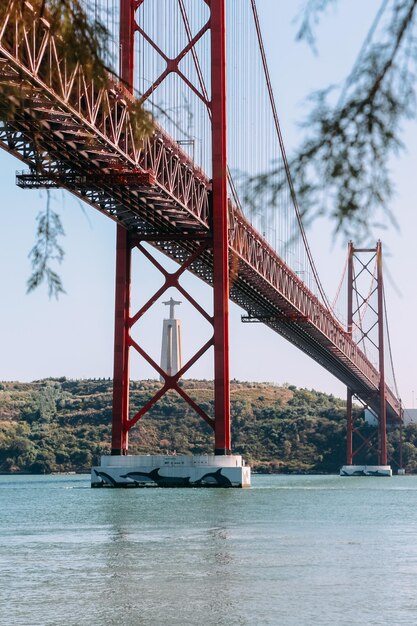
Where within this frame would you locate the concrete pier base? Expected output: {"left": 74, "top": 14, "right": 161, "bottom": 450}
{"left": 91, "top": 454, "right": 251, "bottom": 488}
{"left": 340, "top": 464, "right": 392, "bottom": 477}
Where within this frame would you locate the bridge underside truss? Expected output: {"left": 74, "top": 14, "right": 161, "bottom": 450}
{"left": 0, "top": 1, "right": 401, "bottom": 440}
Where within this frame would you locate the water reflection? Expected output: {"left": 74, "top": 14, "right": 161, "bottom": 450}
{"left": 207, "top": 525, "right": 235, "bottom": 565}
{"left": 94, "top": 489, "right": 248, "bottom": 625}
{"left": 3, "top": 475, "right": 417, "bottom": 625}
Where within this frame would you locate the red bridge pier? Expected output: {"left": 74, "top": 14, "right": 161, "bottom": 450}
{"left": 91, "top": 0, "right": 250, "bottom": 487}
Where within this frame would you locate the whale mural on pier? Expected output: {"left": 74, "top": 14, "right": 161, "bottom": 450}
{"left": 194, "top": 468, "right": 233, "bottom": 487}
{"left": 121, "top": 469, "right": 192, "bottom": 487}
{"left": 93, "top": 469, "right": 119, "bottom": 486}
{"left": 101, "top": 467, "right": 235, "bottom": 487}
{"left": 91, "top": 455, "right": 248, "bottom": 487}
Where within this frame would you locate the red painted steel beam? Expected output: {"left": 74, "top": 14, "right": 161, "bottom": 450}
{"left": 399, "top": 404, "right": 404, "bottom": 469}
{"left": 111, "top": 0, "right": 136, "bottom": 454}
{"left": 124, "top": 241, "right": 217, "bottom": 432}
{"left": 377, "top": 241, "right": 387, "bottom": 465}
{"left": 352, "top": 429, "right": 378, "bottom": 458}
{"left": 120, "top": 0, "right": 135, "bottom": 88}
{"left": 347, "top": 242, "right": 353, "bottom": 337}
{"left": 111, "top": 226, "right": 131, "bottom": 454}
{"left": 211, "top": 0, "right": 231, "bottom": 455}
{"left": 346, "top": 242, "right": 354, "bottom": 465}
{"left": 346, "top": 389, "right": 353, "bottom": 465}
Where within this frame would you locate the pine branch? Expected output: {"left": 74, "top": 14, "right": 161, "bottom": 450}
{"left": 27, "top": 191, "right": 66, "bottom": 299}
{"left": 295, "top": 0, "right": 340, "bottom": 51}
{"left": 247, "top": 0, "right": 417, "bottom": 241}
{"left": 0, "top": 0, "right": 154, "bottom": 296}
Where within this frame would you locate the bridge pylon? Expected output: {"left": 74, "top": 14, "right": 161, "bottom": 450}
{"left": 92, "top": 0, "right": 250, "bottom": 487}
{"left": 341, "top": 241, "right": 392, "bottom": 477}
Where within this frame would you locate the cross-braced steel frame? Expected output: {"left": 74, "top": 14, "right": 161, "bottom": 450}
{"left": 112, "top": 0, "right": 231, "bottom": 455}
{"left": 346, "top": 241, "right": 388, "bottom": 465}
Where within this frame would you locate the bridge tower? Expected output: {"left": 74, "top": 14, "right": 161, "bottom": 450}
{"left": 341, "top": 241, "right": 392, "bottom": 477}
{"left": 92, "top": 0, "right": 250, "bottom": 487}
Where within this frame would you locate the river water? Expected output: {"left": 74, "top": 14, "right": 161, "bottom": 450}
{"left": 1, "top": 474, "right": 417, "bottom": 625}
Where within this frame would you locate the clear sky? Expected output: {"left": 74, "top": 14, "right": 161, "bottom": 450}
{"left": 0, "top": 0, "right": 415, "bottom": 405}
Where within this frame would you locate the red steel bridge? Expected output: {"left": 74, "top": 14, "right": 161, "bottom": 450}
{"left": 0, "top": 0, "right": 402, "bottom": 467}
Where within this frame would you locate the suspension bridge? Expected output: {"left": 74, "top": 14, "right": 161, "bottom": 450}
{"left": 0, "top": 0, "right": 403, "bottom": 486}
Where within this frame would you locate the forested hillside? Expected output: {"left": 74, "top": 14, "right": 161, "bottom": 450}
{"left": 0, "top": 378, "right": 413, "bottom": 473}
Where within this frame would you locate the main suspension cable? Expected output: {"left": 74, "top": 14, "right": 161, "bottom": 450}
{"left": 383, "top": 285, "right": 400, "bottom": 399}
{"left": 250, "top": 0, "right": 333, "bottom": 313}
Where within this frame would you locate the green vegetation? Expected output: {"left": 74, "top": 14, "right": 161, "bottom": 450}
{"left": 0, "top": 378, "right": 411, "bottom": 474}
